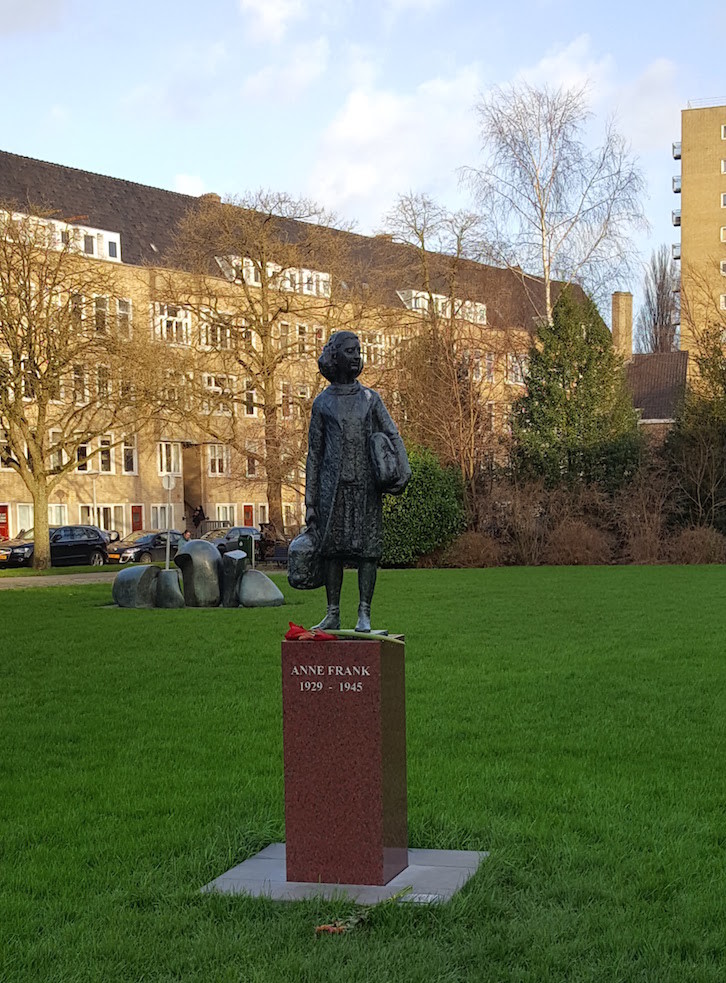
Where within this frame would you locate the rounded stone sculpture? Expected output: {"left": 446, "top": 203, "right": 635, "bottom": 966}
{"left": 238, "top": 568, "right": 285, "bottom": 607}
{"left": 174, "top": 539, "right": 222, "bottom": 607}
{"left": 112, "top": 565, "right": 160, "bottom": 608}
{"left": 221, "top": 549, "right": 247, "bottom": 608}
{"left": 155, "top": 568, "right": 185, "bottom": 608}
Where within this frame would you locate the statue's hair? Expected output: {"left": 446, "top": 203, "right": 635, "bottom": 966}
{"left": 318, "top": 330, "right": 363, "bottom": 383}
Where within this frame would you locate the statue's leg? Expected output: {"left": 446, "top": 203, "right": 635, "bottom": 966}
{"left": 312, "top": 558, "right": 343, "bottom": 630}
{"left": 355, "top": 559, "right": 377, "bottom": 632}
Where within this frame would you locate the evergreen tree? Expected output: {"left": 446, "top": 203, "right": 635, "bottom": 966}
{"left": 512, "top": 290, "right": 641, "bottom": 489}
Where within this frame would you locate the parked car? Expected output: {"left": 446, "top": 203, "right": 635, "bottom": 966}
{"left": 199, "top": 526, "right": 262, "bottom": 560}
{"left": 0, "top": 525, "right": 109, "bottom": 567}
{"left": 106, "top": 529, "right": 183, "bottom": 564}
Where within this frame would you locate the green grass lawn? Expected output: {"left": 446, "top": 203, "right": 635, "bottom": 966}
{"left": 2, "top": 567, "right": 725, "bottom": 982}
{"left": 0, "top": 564, "right": 117, "bottom": 577}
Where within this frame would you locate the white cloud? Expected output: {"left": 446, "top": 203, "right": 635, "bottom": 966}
{"left": 242, "top": 37, "right": 329, "bottom": 100}
{"left": 0, "top": 0, "right": 67, "bottom": 33}
{"left": 384, "top": 0, "right": 442, "bottom": 11}
{"left": 238, "top": 0, "right": 308, "bottom": 43}
{"left": 174, "top": 175, "right": 207, "bottom": 197}
{"left": 308, "top": 65, "right": 481, "bottom": 229}
{"left": 517, "top": 34, "right": 614, "bottom": 97}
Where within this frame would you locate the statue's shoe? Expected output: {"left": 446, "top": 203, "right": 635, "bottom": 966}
{"left": 354, "top": 604, "right": 371, "bottom": 633}
{"left": 312, "top": 608, "right": 340, "bottom": 631}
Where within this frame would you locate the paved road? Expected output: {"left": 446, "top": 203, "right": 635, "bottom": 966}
{"left": 0, "top": 571, "right": 118, "bottom": 590}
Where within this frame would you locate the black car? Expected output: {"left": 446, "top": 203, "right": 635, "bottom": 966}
{"left": 0, "top": 525, "right": 108, "bottom": 568}
{"left": 199, "top": 526, "right": 262, "bottom": 560}
{"left": 106, "top": 529, "right": 183, "bottom": 564}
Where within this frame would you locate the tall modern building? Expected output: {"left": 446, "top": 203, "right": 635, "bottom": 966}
{"left": 673, "top": 100, "right": 726, "bottom": 354}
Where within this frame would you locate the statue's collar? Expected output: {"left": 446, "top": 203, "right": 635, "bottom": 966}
{"left": 328, "top": 381, "right": 361, "bottom": 395}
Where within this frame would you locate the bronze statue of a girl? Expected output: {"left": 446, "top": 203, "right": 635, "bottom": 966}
{"left": 296, "top": 331, "right": 410, "bottom": 631}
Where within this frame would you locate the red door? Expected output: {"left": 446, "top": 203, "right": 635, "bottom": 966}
{"left": 131, "top": 505, "right": 143, "bottom": 531}
{"left": 243, "top": 505, "right": 254, "bottom": 526}
{"left": 0, "top": 505, "right": 8, "bottom": 539}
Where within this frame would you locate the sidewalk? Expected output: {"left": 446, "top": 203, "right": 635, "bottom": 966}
{"left": 0, "top": 571, "right": 118, "bottom": 590}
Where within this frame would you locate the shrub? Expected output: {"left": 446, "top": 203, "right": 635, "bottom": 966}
{"left": 542, "top": 519, "right": 612, "bottom": 566}
{"left": 382, "top": 447, "right": 465, "bottom": 567}
{"left": 669, "top": 526, "right": 726, "bottom": 564}
{"left": 426, "top": 531, "right": 502, "bottom": 568}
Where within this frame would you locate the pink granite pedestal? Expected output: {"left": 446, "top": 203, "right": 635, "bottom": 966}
{"left": 282, "top": 636, "right": 407, "bottom": 886}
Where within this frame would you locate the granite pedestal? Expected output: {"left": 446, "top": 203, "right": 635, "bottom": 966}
{"left": 282, "top": 636, "right": 407, "bottom": 886}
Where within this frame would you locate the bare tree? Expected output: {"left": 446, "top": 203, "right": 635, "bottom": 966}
{"left": 381, "top": 192, "right": 525, "bottom": 522}
{"left": 463, "top": 82, "right": 647, "bottom": 320}
{"left": 0, "top": 208, "right": 163, "bottom": 568}
{"left": 163, "top": 191, "right": 365, "bottom": 534}
{"left": 635, "top": 245, "right": 680, "bottom": 352}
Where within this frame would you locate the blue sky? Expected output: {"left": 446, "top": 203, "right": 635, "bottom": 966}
{"left": 0, "top": 0, "right": 720, "bottom": 308}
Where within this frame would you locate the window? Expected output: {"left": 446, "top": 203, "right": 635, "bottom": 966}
{"left": 1, "top": 432, "right": 15, "bottom": 470}
{"left": 83, "top": 234, "right": 95, "bottom": 255}
{"left": 17, "top": 503, "right": 33, "bottom": 532}
{"left": 720, "top": 295, "right": 726, "bottom": 311}
{"left": 296, "top": 384, "right": 310, "bottom": 417}
{"left": 48, "top": 504, "right": 67, "bottom": 526}
{"left": 70, "top": 293, "right": 83, "bottom": 329}
{"left": 158, "top": 441, "right": 181, "bottom": 475}
{"left": 362, "top": 333, "right": 384, "bottom": 365}
{"left": 279, "top": 321, "right": 290, "bottom": 352}
{"left": 281, "top": 381, "right": 293, "bottom": 418}
{"left": 486, "top": 352, "right": 495, "bottom": 383}
{"left": 486, "top": 402, "right": 495, "bottom": 432}
{"left": 216, "top": 504, "right": 235, "bottom": 524}
{"left": 297, "top": 324, "right": 307, "bottom": 355}
{"left": 721, "top": 194, "right": 726, "bottom": 208}
{"left": 506, "top": 354, "right": 526, "bottom": 385}
{"left": 76, "top": 442, "right": 89, "bottom": 472}
{"left": 207, "top": 443, "right": 230, "bottom": 476}
{"left": 97, "top": 365, "right": 110, "bottom": 399}
{"left": 155, "top": 304, "right": 192, "bottom": 345}
{"left": 151, "top": 504, "right": 173, "bottom": 529}
{"left": 721, "top": 227, "right": 726, "bottom": 243}
{"left": 303, "top": 270, "right": 315, "bottom": 294}
{"left": 203, "top": 374, "right": 235, "bottom": 415}
{"left": 244, "top": 380, "right": 256, "bottom": 416}
{"left": 108, "top": 240, "right": 118, "bottom": 259}
{"left": 94, "top": 296, "right": 108, "bottom": 332}
{"left": 72, "top": 365, "right": 87, "bottom": 403}
{"left": 722, "top": 124, "right": 726, "bottom": 140}
{"left": 116, "top": 299, "right": 131, "bottom": 338}
{"left": 201, "top": 313, "right": 236, "bottom": 349}
{"left": 721, "top": 260, "right": 726, "bottom": 276}
{"left": 99, "top": 436, "right": 113, "bottom": 473}
{"left": 122, "top": 436, "right": 137, "bottom": 474}
{"left": 49, "top": 431, "right": 63, "bottom": 473}
{"left": 284, "top": 269, "right": 298, "bottom": 292}
{"left": 314, "top": 325, "right": 324, "bottom": 351}
{"left": 472, "top": 352, "right": 482, "bottom": 382}
{"left": 258, "top": 503, "right": 268, "bottom": 524}
{"left": 246, "top": 442, "right": 259, "bottom": 478}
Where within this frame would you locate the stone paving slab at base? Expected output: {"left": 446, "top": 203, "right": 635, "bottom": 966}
{"left": 202, "top": 843, "right": 488, "bottom": 904}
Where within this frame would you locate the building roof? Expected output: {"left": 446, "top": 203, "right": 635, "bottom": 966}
{"left": 626, "top": 351, "right": 689, "bottom": 421}
{"left": 0, "top": 148, "right": 574, "bottom": 331}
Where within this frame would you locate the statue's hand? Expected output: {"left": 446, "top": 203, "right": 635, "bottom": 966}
{"left": 304, "top": 506, "right": 317, "bottom": 530}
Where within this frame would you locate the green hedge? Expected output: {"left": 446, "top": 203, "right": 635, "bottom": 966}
{"left": 381, "top": 447, "right": 465, "bottom": 566}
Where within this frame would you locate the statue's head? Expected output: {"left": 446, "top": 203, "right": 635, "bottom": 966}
{"left": 318, "top": 331, "right": 363, "bottom": 384}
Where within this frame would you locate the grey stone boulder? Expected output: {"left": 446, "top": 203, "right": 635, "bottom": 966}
{"left": 174, "top": 539, "right": 222, "bottom": 607}
{"left": 155, "top": 568, "right": 185, "bottom": 608}
{"left": 112, "top": 565, "right": 160, "bottom": 608}
{"left": 221, "top": 549, "right": 247, "bottom": 608}
{"left": 238, "top": 568, "right": 285, "bottom": 608}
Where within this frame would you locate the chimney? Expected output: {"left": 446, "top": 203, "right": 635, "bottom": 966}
{"left": 611, "top": 291, "right": 633, "bottom": 359}
{"left": 199, "top": 192, "right": 222, "bottom": 204}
